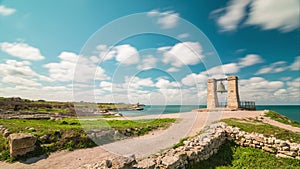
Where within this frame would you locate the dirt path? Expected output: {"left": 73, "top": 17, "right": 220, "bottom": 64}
{"left": 262, "top": 116, "right": 300, "bottom": 133}
{"left": 2, "top": 110, "right": 299, "bottom": 169}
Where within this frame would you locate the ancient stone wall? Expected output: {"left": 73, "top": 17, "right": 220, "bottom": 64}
{"left": 79, "top": 122, "right": 300, "bottom": 169}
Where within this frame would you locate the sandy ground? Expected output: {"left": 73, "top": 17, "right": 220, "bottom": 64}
{"left": 1, "top": 110, "right": 298, "bottom": 169}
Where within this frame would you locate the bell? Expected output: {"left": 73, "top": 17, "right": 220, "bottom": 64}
{"left": 217, "top": 81, "right": 227, "bottom": 93}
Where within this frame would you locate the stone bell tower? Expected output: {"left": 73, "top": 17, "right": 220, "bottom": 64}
{"left": 206, "top": 76, "right": 240, "bottom": 110}
{"left": 226, "top": 76, "right": 240, "bottom": 109}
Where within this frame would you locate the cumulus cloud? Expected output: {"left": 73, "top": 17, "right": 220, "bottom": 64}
{"left": 290, "top": 56, "right": 300, "bottom": 71}
{"left": 44, "top": 52, "right": 109, "bottom": 82}
{"left": 212, "top": 0, "right": 300, "bottom": 32}
{"left": 177, "top": 33, "right": 190, "bottom": 39}
{"left": 246, "top": 0, "right": 300, "bottom": 32}
{"left": 137, "top": 55, "right": 157, "bottom": 70}
{"left": 147, "top": 10, "right": 179, "bottom": 29}
{"left": 2, "top": 76, "right": 41, "bottom": 87}
{"left": 166, "top": 67, "right": 180, "bottom": 73}
{"left": 206, "top": 63, "right": 240, "bottom": 76}
{"left": 256, "top": 61, "right": 288, "bottom": 75}
{"left": 238, "top": 77, "right": 299, "bottom": 104}
{"left": 95, "top": 44, "right": 139, "bottom": 65}
{"left": 0, "top": 42, "right": 45, "bottom": 60}
{"left": 181, "top": 73, "right": 208, "bottom": 86}
{"left": 155, "top": 78, "right": 180, "bottom": 89}
{"left": 238, "top": 54, "right": 263, "bottom": 67}
{"left": 0, "top": 5, "right": 16, "bottom": 16}
{"left": 114, "top": 44, "right": 139, "bottom": 65}
{"left": 159, "top": 42, "right": 204, "bottom": 67}
{"left": 0, "top": 85, "right": 74, "bottom": 101}
{"left": 211, "top": 0, "right": 251, "bottom": 31}
{"left": 126, "top": 76, "right": 155, "bottom": 89}
{"left": 0, "top": 60, "right": 37, "bottom": 77}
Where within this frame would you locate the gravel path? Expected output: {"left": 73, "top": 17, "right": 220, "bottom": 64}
{"left": 1, "top": 110, "right": 299, "bottom": 169}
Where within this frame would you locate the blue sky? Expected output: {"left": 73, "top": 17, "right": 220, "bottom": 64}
{"left": 0, "top": 0, "right": 299, "bottom": 105}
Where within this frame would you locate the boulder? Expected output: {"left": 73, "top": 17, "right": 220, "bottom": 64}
{"left": 8, "top": 133, "right": 36, "bottom": 158}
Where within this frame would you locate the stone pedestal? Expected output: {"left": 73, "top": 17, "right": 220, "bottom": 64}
{"left": 207, "top": 78, "right": 218, "bottom": 109}
{"left": 226, "top": 76, "right": 240, "bottom": 109}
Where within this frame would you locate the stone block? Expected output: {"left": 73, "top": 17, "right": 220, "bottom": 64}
{"left": 8, "top": 133, "right": 36, "bottom": 158}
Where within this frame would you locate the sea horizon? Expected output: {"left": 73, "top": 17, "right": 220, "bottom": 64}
{"left": 118, "top": 104, "right": 300, "bottom": 123}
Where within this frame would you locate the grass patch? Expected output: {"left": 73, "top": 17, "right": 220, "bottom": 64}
{"left": 189, "top": 141, "right": 300, "bottom": 169}
{"left": 0, "top": 118, "right": 176, "bottom": 161}
{"left": 221, "top": 118, "right": 300, "bottom": 143}
{"left": 172, "top": 136, "right": 190, "bottom": 149}
{"left": 265, "top": 110, "right": 300, "bottom": 128}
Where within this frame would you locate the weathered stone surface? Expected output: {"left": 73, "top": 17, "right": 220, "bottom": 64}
{"left": 133, "top": 158, "right": 156, "bottom": 169}
{"left": 85, "top": 122, "right": 300, "bottom": 169}
{"left": 161, "top": 155, "right": 180, "bottom": 169}
{"left": 8, "top": 133, "right": 36, "bottom": 158}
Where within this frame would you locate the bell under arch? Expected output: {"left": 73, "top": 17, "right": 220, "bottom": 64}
{"left": 206, "top": 76, "right": 240, "bottom": 110}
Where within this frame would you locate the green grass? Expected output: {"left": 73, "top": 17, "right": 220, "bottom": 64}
{"left": 172, "top": 136, "right": 190, "bottom": 149}
{"left": 189, "top": 141, "right": 300, "bottom": 169}
{"left": 221, "top": 118, "right": 300, "bottom": 143}
{"left": 35, "top": 109, "right": 69, "bottom": 113}
{"left": 0, "top": 118, "right": 176, "bottom": 161}
{"left": 265, "top": 110, "right": 300, "bottom": 128}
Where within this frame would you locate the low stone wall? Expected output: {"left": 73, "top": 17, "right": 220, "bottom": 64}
{"left": 86, "top": 122, "right": 300, "bottom": 169}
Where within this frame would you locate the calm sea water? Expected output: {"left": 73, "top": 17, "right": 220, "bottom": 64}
{"left": 119, "top": 105, "right": 300, "bottom": 123}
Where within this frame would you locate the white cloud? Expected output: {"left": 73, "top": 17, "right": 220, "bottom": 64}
{"left": 0, "top": 5, "right": 16, "bottom": 16}
{"left": 0, "top": 42, "right": 45, "bottom": 60}
{"left": 239, "top": 77, "right": 286, "bottom": 103}
{"left": 137, "top": 55, "right": 157, "bottom": 70}
{"left": 160, "top": 42, "right": 204, "bottom": 67}
{"left": 2, "top": 75, "right": 41, "bottom": 87}
{"left": 212, "top": 0, "right": 251, "bottom": 31}
{"left": 114, "top": 44, "right": 139, "bottom": 65}
{"left": 177, "top": 33, "right": 190, "bottom": 39}
{"left": 287, "top": 77, "right": 300, "bottom": 88}
{"left": 238, "top": 54, "right": 263, "bottom": 67}
{"left": 256, "top": 61, "right": 288, "bottom": 75}
{"left": 0, "top": 60, "right": 37, "bottom": 77}
{"left": 246, "top": 0, "right": 300, "bottom": 32}
{"left": 0, "top": 85, "right": 74, "bottom": 102}
{"left": 147, "top": 10, "right": 179, "bottom": 29}
{"left": 181, "top": 73, "right": 208, "bottom": 86}
{"left": 44, "top": 52, "right": 109, "bottom": 82}
{"left": 166, "top": 67, "right": 180, "bottom": 73}
{"left": 206, "top": 63, "right": 240, "bottom": 75}
{"left": 155, "top": 78, "right": 180, "bottom": 89}
{"left": 290, "top": 56, "right": 300, "bottom": 71}
{"left": 240, "top": 77, "right": 284, "bottom": 90}
{"left": 212, "top": 0, "right": 300, "bottom": 32}
{"left": 96, "top": 44, "right": 116, "bottom": 62}
{"left": 126, "top": 76, "right": 155, "bottom": 89}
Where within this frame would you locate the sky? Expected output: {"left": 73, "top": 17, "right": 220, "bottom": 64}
{"left": 0, "top": 0, "right": 299, "bottom": 105}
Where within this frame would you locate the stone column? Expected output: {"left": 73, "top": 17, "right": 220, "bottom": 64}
{"left": 207, "top": 78, "right": 218, "bottom": 109}
{"left": 227, "top": 76, "right": 240, "bottom": 109}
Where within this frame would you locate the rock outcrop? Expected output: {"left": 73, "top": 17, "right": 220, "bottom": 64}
{"left": 8, "top": 133, "right": 37, "bottom": 158}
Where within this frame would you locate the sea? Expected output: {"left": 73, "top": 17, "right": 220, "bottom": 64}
{"left": 119, "top": 105, "right": 300, "bottom": 123}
